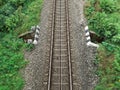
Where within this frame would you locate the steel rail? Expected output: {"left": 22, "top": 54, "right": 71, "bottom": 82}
{"left": 65, "top": 0, "right": 73, "bottom": 90}
{"left": 47, "top": 0, "right": 73, "bottom": 90}
{"left": 47, "top": 0, "right": 56, "bottom": 89}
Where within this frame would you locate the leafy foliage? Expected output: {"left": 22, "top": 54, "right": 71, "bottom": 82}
{"left": 15, "top": 0, "right": 43, "bottom": 35}
{"left": 100, "top": 0, "right": 118, "bottom": 13}
{"left": 5, "top": 6, "right": 25, "bottom": 31}
{"left": 0, "top": 0, "right": 43, "bottom": 90}
{"left": 85, "top": 0, "right": 120, "bottom": 42}
{"left": 0, "top": 0, "right": 24, "bottom": 32}
{"left": 88, "top": 12, "right": 118, "bottom": 40}
{"left": 0, "top": 0, "right": 43, "bottom": 33}
{"left": 85, "top": 0, "right": 120, "bottom": 89}
{"left": 0, "top": 34, "right": 27, "bottom": 90}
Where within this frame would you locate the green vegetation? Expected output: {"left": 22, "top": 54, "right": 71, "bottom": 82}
{"left": 85, "top": 0, "right": 120, "bottom": 89}
{"left": 0, "top": 0, "right": 43, "bottom": 90}
{"left": 0, "top": 34, "right": 26, "bottom": 90}
{"left": 15, "top": 0, "right": 43, "bottom": 34}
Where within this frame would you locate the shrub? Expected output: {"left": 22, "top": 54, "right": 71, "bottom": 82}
{"left": 0, "top": 34, "right": 27, "bottom": 90}
{"left": 100, "top": 0, "right": 117, "bottom": 13}
{"left": 88, "top": 12, "right": 118, "bottom": 40}
{"left": 0, "top": 0, "right": 43, "bottom": 89}
{"left": 85, "top": 0, "right": 120, "bottom": 89}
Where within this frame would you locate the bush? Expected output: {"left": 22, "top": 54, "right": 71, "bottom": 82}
{"left": 85, "top": 0, "right": 120, "bottom": 89}
{"left": 88, "top": 12, "right": 118, "bottom": 40}
{"left": 0, "top": 1, "right": 23, "bottom": 32}
{"left": 5, "top": 6, "right": 25, "bottom": 31}
{"left": 0, "top": 0, "right": 43, "bottom": 89}
{"left": 15, "top": 0, "right": 43, "bottom": 35}
{"left": 0, "top": 34, "right": 27, "bottom": 90}
{"left": 100, "top": 0, "right": 117, "bottom": 13}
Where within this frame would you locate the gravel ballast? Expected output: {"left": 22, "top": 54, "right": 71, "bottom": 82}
{"left": 22, "top": 0, "right": 98, "bottom": 90}
{"left": 69, "top": 0, "right": 98, "bottom": 89}
{"left": 23, "top": 0, "right": 53, "bottom": 90}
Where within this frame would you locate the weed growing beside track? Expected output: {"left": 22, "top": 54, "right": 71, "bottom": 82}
{"left": 0, "top": 0, "right": 43, "bottom": 90}
{"left": 85, "top": 0, "right": 120, "bottom": 89}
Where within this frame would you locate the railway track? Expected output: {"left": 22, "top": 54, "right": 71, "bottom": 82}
{"left": 47, "top": 0, "right": 73, "bottom": 90}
